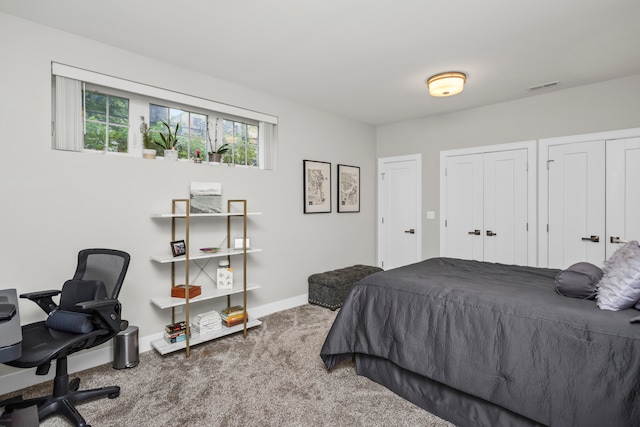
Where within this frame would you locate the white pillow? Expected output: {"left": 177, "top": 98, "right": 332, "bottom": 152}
{"left": 597, "top": 241, "right": 640, "bottom": 311}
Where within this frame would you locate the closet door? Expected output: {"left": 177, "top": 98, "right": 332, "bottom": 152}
{"left": 444, "top": 154, "right": 484, "bottom": 261}
{"left": 606, "top": 137, "right": 640, "bottom": 258}
{"left": 483, "top": 149, "right": 529, "bottom": 265}
{"left": 443, "top": 148, "right": 530, "bottom": 263}
{"left": 547, "top": 140, "right": 606, "bottom": 268}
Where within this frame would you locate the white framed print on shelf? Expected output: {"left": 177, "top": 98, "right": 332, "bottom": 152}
{"left": 303, "top": 160, "right": 331, "bottom": 213}
{"left": 337, "top": 164, "right": 360, "bottom": 213}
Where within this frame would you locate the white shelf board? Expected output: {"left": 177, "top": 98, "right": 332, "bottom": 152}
{"left": 150, "top": 283, "right": 262, "bottom": 309}
{"left": 151, "top": 212, "right": 262, "bottom": 218}
{"left": 151, "top": 317, "right": 262, "bottom": 355}
{"left": 150, "top": 247, "right": 262, "bottom": 264}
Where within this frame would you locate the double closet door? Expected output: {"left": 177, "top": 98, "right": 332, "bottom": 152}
{"left": 540, "top": 130, "right": 640, "bottom": 268}
{"left": 440, "top": 142, "right": 536, "bottom": 266}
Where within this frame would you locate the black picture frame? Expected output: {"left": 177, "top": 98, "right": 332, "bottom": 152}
{"left": 337, "top": 164, "right": 360, "bottom": 213}
{"left": 303, "top": 160, "right": 331, "bottom": 213}
{"left": 170, "top": 240, "right": 186, "bottom": 257}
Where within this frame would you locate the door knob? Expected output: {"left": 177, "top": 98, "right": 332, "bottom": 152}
{"left": 468, "top": 230, "right": 481, "bottom": 235}
{"left": 610, "top": 236, "right": 628, "bottom": 244}
{"left": 581, "top": 235, "right": 600, "bottom": 243}
{"left": 404, "top": 229, "right": 415, "bottom": 234}
{"left": 486, "top": 230, "right": 497, "bottom": 236}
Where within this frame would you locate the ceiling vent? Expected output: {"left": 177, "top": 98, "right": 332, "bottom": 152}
{"left": 527, "top": 81, "right": 559, "bottom": 91}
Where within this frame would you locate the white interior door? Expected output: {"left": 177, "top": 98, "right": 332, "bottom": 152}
{"left": 547, "top": 141, "right": 606, "bottom": 268}
{"left": 443, "top": 154, "right": 484, "bottom": 260}
{"left": 483, "top": 149, "right": 528, "bottom": 265}
{"left": 606, "top": 137, "right": 640, "bottom": 258}
{"left": 378, "top": 155, "right": 422, "bottom": 270}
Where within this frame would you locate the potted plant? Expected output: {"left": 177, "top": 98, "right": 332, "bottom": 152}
{"left": 140, "top": 116, "right": 156, "bottom": 159}
{"left": 206, "top": 118, "right": 231, "bottom": 163}
{"left": 209, "top": 143, "right": 231, "bottom": 163}
{"left": 157, "top": 120, "right": 180, "bottom": 160}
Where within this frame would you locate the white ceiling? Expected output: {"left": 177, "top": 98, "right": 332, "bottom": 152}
{"left": 2, "top": 0, "right": 640, "bottom": 126}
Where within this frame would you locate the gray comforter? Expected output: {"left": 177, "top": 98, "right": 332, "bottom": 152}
{"left": 320, "top": 258, "right": 640, "bottom": 427}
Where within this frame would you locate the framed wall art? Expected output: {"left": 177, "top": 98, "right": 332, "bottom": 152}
{"left": 303, "top": 160, "right": 331, "bottom": 213}
{"left": 337, "top": 164, "right": 360, "bottom": 213}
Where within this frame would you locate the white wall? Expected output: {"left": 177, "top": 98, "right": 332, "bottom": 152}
{"left": 377, "top": 74, "right": 640, "bottom": 261}
{"left": 0, "top": 12, "right": 376, "bottom": 387}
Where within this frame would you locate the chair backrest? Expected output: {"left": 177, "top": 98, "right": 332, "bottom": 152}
{"left": 72, "top": 249, "right": 130, "bottom": 299}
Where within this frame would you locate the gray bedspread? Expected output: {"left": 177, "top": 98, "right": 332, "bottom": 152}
{"left": 320, "top": 257, "right": 640, "bottom": 427}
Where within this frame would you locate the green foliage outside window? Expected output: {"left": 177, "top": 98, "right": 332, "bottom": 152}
{"left": 222, "top": 120, "right": 258, "bottom": 166}
{"left": 84, "top": 91, "right": 129, "bottom": 152}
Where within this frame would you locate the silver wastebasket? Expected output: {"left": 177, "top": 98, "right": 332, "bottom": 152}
{"left": 112, "top": 325, "right": 139, "bottom": 369}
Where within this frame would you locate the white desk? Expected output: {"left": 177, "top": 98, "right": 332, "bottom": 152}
{"left": 0, "top": 289, "right": 22, "bottom": 363}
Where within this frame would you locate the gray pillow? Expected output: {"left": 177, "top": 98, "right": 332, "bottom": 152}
{"left": 555, "top": 262, "right": 602, "bottom": 299}
{"left": 597, "top": 241, "right": 640, "bottom": 311}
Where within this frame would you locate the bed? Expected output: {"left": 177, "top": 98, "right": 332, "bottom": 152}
{"left": 320, "top": 257, "right": 640, "bottom": 427}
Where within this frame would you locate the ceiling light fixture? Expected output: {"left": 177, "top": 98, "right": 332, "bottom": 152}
{"left": 427, "top": 72, "right": 466, "bottom": 97}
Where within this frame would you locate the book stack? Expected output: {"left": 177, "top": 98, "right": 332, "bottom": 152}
{"left": 164, "top": 321, "right": 190, "bottom": 344}
{"left": 191, "top": 310, "right": 222, "bottom": 335}
{"left": 220, "top": 305, "right": 248, "bottom": 327}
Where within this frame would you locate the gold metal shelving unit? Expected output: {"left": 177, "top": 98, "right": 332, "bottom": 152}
{"left": 150, "top": 199, "right": 262, "bottom": 358}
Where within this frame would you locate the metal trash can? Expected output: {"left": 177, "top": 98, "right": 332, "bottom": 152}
{"left": 112, "top": 325, "right": 139, "bottom": 369}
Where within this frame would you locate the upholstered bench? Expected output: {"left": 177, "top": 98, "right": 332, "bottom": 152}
{"left": 308, "top": 264, "right": 383, "bottom": 310}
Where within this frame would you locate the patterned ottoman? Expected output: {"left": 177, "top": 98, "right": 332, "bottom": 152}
{"left": 308, "top": 264, "right": 383, "bottom": 310}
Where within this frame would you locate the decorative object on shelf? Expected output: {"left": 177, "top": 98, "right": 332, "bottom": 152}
{"left": 191, "top": 310, "right": 222, "bottom": 335}
{"left": 190, "top": 182, "right": 222, "bottom": 213}
{"left": 194, "top": 150, "right": 203, "bottom": 163}
{"left": 337, "top": 164, "right": 360, "bottom": 213}
{"left": 234, "top": 238, "right": 251, "bottom": 250}
{"left": 303, "top": 160, "right": 331, "bottom": 213}
{"left": 171, "top": 284, "right": 202, "bottom": 299}
{"left": 199, "top": 247, "right": 219, "bottom": 253}
{"left": 217, "top": 259, "right": 233, "bottom": 289}
{"left": 220, "top": 305, "right": 247, "bottom": 327}
{"left": 170, "top": 240, "right": 186, "bottom": 257}
{"left": 140, "top": 116, "right": 156, "bottom": 159}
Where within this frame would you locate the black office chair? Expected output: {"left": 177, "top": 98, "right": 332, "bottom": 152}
{"left": 0, "top": 249, "right": 130, "bottom": 427}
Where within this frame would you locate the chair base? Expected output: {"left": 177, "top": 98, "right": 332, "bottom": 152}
{"left": 0, "top": 357, "right": 120, "bottom": 427}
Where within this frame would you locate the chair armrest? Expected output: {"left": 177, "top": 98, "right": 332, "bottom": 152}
{"left": 76, "top": 299, "right": 128, "bottom": 332}
{"left": 20, "top": 289, "right": 61, "bottom": 314}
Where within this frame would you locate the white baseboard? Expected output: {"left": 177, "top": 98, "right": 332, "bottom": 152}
{"left": 0, "top": 293, "right": 309, "bottom": 396}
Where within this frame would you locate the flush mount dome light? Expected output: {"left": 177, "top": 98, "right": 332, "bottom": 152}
{"left": 427, "top": 72, "right": 466, "bottom": 97}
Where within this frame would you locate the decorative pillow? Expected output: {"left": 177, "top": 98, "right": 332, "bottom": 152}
{"left": 597, "top": 241, "right": 640, "bottom": 311}
{"left": 555, "top": 262, "right": 602, "bottom": 299}
{"left": 46, "top": 310, "right": 94, "bottom": 333}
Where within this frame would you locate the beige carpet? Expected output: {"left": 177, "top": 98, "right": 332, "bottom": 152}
{"left": 2, "top": 304, "right": 454, "bottom": 426}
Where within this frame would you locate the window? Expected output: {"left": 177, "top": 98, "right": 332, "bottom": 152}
{"left": 84, "top": 91, "right": 129, "bottom": 153}
{"left": 149, "top": 104, "right": 207, "bottom": 159}
{"left": 222, "top": 119, "right": 259, "bottom": 166}
{"left": 52, "top": 63, "right": 278, "bottom": 169}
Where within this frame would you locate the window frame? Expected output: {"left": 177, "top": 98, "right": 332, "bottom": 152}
{"left": 52, "top": 62, "right": 278, "bottom": 169}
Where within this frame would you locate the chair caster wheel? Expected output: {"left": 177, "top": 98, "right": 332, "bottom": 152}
{"left": 108, "top": 392, "right": 120, "bottom": 399}
{"left": 69, "top": 378, "right": 81, "bottom": 392}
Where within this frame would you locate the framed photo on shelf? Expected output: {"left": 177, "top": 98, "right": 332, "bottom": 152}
{"left": 170, "top": 240, "right": 186, "bottom": 257}
{"left": 303, "top": 160, "right": 331, "bottom": 213}
{"left": 337, "top": 164, "right": 360, "bottom": 213}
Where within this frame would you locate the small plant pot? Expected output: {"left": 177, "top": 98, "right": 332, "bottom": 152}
{"left": 164, "top": 149, "right": 179, "bottom": 161}
{"left": 142, "top": 149, "right": 156, "bottom": 159}
{"left": 209, "top": 153, "right": 222, "bottom": 162}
